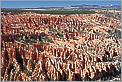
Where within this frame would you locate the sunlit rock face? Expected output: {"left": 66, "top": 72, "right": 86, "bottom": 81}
{"left": 1, "top": 11, "right": 121, "bottom": 81}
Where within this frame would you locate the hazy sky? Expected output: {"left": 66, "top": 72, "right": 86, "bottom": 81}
{"left": 1, "top": 0, "right": 121, "bottom": 8}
